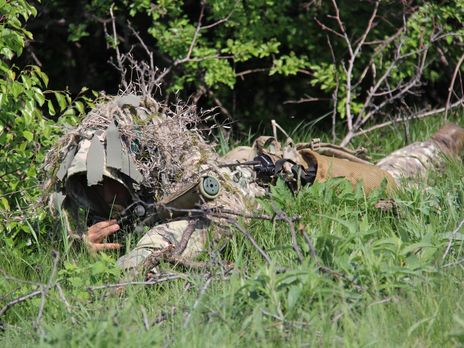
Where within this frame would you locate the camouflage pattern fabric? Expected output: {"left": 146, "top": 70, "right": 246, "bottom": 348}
{"left": 47, "top": 93, "right": 464, "bottom": 274}
{"left": 377, "top": 123, "right": 464, "bottom": 183}
{"left": 117, "top": 219, "right": 209, "bottom": 270}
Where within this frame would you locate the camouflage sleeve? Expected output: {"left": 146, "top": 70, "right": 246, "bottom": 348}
{"left": 116, "top": 219, "right": 209, "bottom": 271}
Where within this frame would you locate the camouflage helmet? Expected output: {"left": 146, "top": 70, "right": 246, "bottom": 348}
{"left": 48, "top": 95, "right": 147, "bottom": 220}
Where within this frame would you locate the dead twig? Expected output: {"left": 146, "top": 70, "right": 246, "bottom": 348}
{"left": 88, "top": 274, "right": 185, "bottom": 291}
{"left": 174, "top": 219, "right": 199, "bottom": 255}
{"left": 352, "top": 99, "right": 464, "bottom": 139}
{"left": 0, "top": 289, "right": 42, "bottom": 317}
{"left": 227, "top": 218, "right": 272, "bottom": 264}
{"left": 445, "top": 53, "right": 464, "bottom": 120}
{"left": 184, "top": 273, "right": 213, "bottom": 327}
{"left": 108, "top": 5, "right": 128, "bottom": 90}
{"left": 301, "top": 227, "right": 319, "bottom": 265}
{"left": 442, "top": 219, "right": 464, "bottom": 261}
{"left": 160, "top": 255, "right": 208, "bottom": 270}
{"left": 34, "top": 251, "right": 60, "bottom": 330}
{"left": 275, "top": 210, "right": 304, "bottom": 263}
{"left": 141, "top": 306, "right": 150, "bottom": 331}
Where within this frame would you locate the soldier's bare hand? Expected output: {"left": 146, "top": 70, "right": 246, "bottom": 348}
{"left": 85, "top": 219, "right": 122, "bottom": 253}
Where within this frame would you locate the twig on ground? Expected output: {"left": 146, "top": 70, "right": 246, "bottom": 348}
{"left": 184, "top": 273, "right": 213, "bottom": 328}
{"left": 161, "top": 255, "right": 208, "bottom": 270}
{"left": 34, "top": 251, "right": 60, "bottom": 330}
{"left": 300, "top": 227, "right": 319, "bottom": 265}
{"left": 0, "top": 289, "right": 42, "bottom": 317}
{"left": 141, "top": 306, "right": 150, "bottom": 331}
{"left": 228, "top": 218, "right": 272, "bottom": 264}
{"left": 442, "top": 219, "right": 464, "bottom": 261}
{"left": 277, "top": 211, "right": 304, "bottom": 263}
{"left": 88, "top": 274, "right": 185, "bottom": 291}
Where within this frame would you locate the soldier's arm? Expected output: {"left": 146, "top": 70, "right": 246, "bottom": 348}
{"left": 85, "top": 219, "right": 122, "bottom": 253}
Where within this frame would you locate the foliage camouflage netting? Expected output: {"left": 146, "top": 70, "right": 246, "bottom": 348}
{"left": 43, "top": 93, "right": 218, "bottom": 201}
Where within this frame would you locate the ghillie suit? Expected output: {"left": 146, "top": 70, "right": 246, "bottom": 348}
{"left": 44, "top": 92, "right": 464, "bottom": 272}
{"left": 43, "top": 94, "right": 262, "bottom": 269}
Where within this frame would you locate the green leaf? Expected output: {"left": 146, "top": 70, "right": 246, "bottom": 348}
{"left": 22, "top": 130, "right": 33, "bottom": 142}
{"left": 47, "top": 99, "right": 56, "bottom": 116}
{"left": 54, "top": 92, "right": 67, "bottom": 112}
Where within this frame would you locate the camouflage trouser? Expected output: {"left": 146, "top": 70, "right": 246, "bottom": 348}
{"left": 116, "top": 219, "right": 209, "bottom": 270}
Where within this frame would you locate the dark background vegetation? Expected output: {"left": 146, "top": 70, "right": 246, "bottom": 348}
{"left": 15, "top": 0, "right": 464, "bottom": 130}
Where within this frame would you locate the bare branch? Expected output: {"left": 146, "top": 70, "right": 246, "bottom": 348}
{"left": 278, "top": 210, "right": 304, "bottom": 263}
{"left": 326, "top": 34, "right": 339, "bottom": 143}
{"left": 0, "top": 289, "right": 42, "bottom": 317}
{"left": 284, "top": 96, "right": 328, "bottom": 104}
{"left": 174, "top": 219, "right": 199, "bottom": 255}
{"left": 351, "top": 99, "right": 464, "bottom": 138}
{"left": 445, "top": 53, "right": 464, "bottom": 120}
{"left": 35, "top": 251, "right": 60, "bottom": 329}
{"left": 109, "top": 5, "right": 128, "bottom": 90}
{"left": 339, "top": 0, "right": 380, "bottom": 132}
{"left": 176, "top": 4, "right": 205, "bottom": 65}
{"left": 200, "top": 7, "right": 235, "bottom": 30}
{"left": 313, "top": 17, "right": 345, "bottom": 40}
{"left": 443, "top": 219, "right": 464, "bottom": 261}
{"left": 236, "top": 68, "right": 269, "bottom": 79}
{"left": 88, "top": 274, "right": 185, "bottom": 291}
{"left": 228, "top": 218, "right": 272, "bottom": 264}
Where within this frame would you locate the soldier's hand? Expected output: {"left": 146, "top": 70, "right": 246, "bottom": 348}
{"left": 85, "top": 219, "right": 122, "bottom": 253}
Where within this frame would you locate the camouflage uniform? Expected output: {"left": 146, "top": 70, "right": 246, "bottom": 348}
{"left": 377, "top": 123, "right": 464, "bottom": 182}
{"left": 46, "top": 94, "right": 464, "bottom": 273}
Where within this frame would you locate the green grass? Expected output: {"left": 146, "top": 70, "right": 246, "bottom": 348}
{"left": 1, "top": 115, "right": 464, "bottom": 347}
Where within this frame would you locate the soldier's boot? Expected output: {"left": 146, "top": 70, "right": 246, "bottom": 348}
{"left": 377, "top": 123, "right": 464, "bottom": 183}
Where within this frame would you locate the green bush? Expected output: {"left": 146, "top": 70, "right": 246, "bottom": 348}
{"left": 0, "top": 0, "right": 90, "bottom": 247}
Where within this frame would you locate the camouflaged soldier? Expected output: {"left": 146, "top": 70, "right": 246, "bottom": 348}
{"left": 44, "top": 94, "right": 263, "bottom": 272}
{"left": 44, "top": 93, "right": 464, "bottom": 273}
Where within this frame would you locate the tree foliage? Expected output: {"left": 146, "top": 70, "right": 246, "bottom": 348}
{"left": 18, "top": 0, "right": 464, "bottom": 132}
{"left": 0, "top": 1, "right": 91, "bottom": 246}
